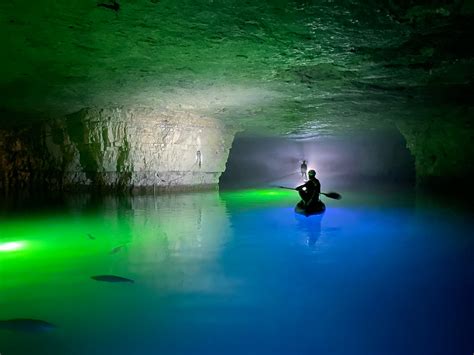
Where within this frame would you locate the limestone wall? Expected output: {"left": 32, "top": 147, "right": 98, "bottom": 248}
{"left": 0, "top": 108, "right": 236, "bottom": 192}
{"left": 397, "top": 108, "right": 474, "bottom": 191}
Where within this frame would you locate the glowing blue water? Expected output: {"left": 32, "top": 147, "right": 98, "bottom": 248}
{"left": 0, "top": 189, "right": 472, "bottom": 355}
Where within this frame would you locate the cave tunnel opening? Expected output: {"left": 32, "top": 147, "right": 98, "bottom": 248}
{"left": 220, "top": 127, "right": 415, "bottom": 192}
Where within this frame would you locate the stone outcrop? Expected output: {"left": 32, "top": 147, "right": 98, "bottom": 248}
{"left": 1, "top": 1, "right": 473, "bottom": 191}
{"left": 0, "top": 108, "right": 236, "bottom": 192}
{"left": 397, "top": 107, "right": 474, "bottom": 190}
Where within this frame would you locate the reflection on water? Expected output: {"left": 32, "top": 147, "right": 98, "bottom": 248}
{"left": 295, "top": 213, "right": 323, "bottom": 247}
{"left": 0, "top": 188, "right": 473, "bottom": 355}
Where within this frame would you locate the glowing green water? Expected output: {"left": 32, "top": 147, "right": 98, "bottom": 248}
{"left": 0, "top": 189, "right": 472, "bottom": 355}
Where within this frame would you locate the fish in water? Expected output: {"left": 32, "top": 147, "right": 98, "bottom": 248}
{"left": 109, "top": 244, "right": 126, "bottom": 254}
{"left": 87, "top": 233, "right": 96, "bottom": 240}
{"left": 0, "top": 318, "right": 56, "bottom": 333}
{"left": 91, "top": 275, "right": 134, "bottom": 283}
{"left": 97, "top": 1, "right": 120, "bottom": 12}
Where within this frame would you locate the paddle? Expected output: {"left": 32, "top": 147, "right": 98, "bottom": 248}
{"left": 277, "top": 186, "right": 342, "bottom": 200}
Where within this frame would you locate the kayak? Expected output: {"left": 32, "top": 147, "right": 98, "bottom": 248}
{"left": 295, "top": 200, "right": 326, "bottom": 217}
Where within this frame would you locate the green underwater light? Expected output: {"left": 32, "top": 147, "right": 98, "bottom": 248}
{"left": 0, "top": 241, "right": 25, "bottom": 252}
{"left": 220, "top": 188, "right": 296, "bottom": 209}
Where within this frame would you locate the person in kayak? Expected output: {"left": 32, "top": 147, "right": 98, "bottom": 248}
{"left": 295, "top": 169, "right": 321, "bottom": 208}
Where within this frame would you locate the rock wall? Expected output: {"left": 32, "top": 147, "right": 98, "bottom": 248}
{"left": 397, "top": 108, "right": 474, "bottom": 191}
{"left": 0, "top": 108, "right": 236, "bottom": 192}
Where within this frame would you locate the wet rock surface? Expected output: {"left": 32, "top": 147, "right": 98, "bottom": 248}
{"left": 0, "top": 108, "right": 235, "bottom": 191}
{"left": 0, "top": 0, "right": 473, "bottom": 189}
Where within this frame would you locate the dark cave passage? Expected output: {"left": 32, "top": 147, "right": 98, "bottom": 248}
{"left": 220, "top": 128, "right": 415, "bottom": 190}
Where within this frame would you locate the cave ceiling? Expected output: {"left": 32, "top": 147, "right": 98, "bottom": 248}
{"left": 1, "top": 0, "right": 473, "bottom": 136}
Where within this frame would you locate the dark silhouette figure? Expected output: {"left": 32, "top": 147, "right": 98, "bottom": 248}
{"left": 300, "top": 160, "right": 308, "bottom": 180}
{"left": 295, "top": 169, "right": 322, "bottom": 213}
{"left": 196, "top": 150, "right": 202, "bottom": 169}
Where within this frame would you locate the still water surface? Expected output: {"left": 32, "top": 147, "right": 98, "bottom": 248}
{"left": 0, "top": 188, "right": 472, "bottom": 355}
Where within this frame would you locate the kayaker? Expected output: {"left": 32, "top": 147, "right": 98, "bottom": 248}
{"left": 295, "top": 169, "right": 321, "bottom": 207}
